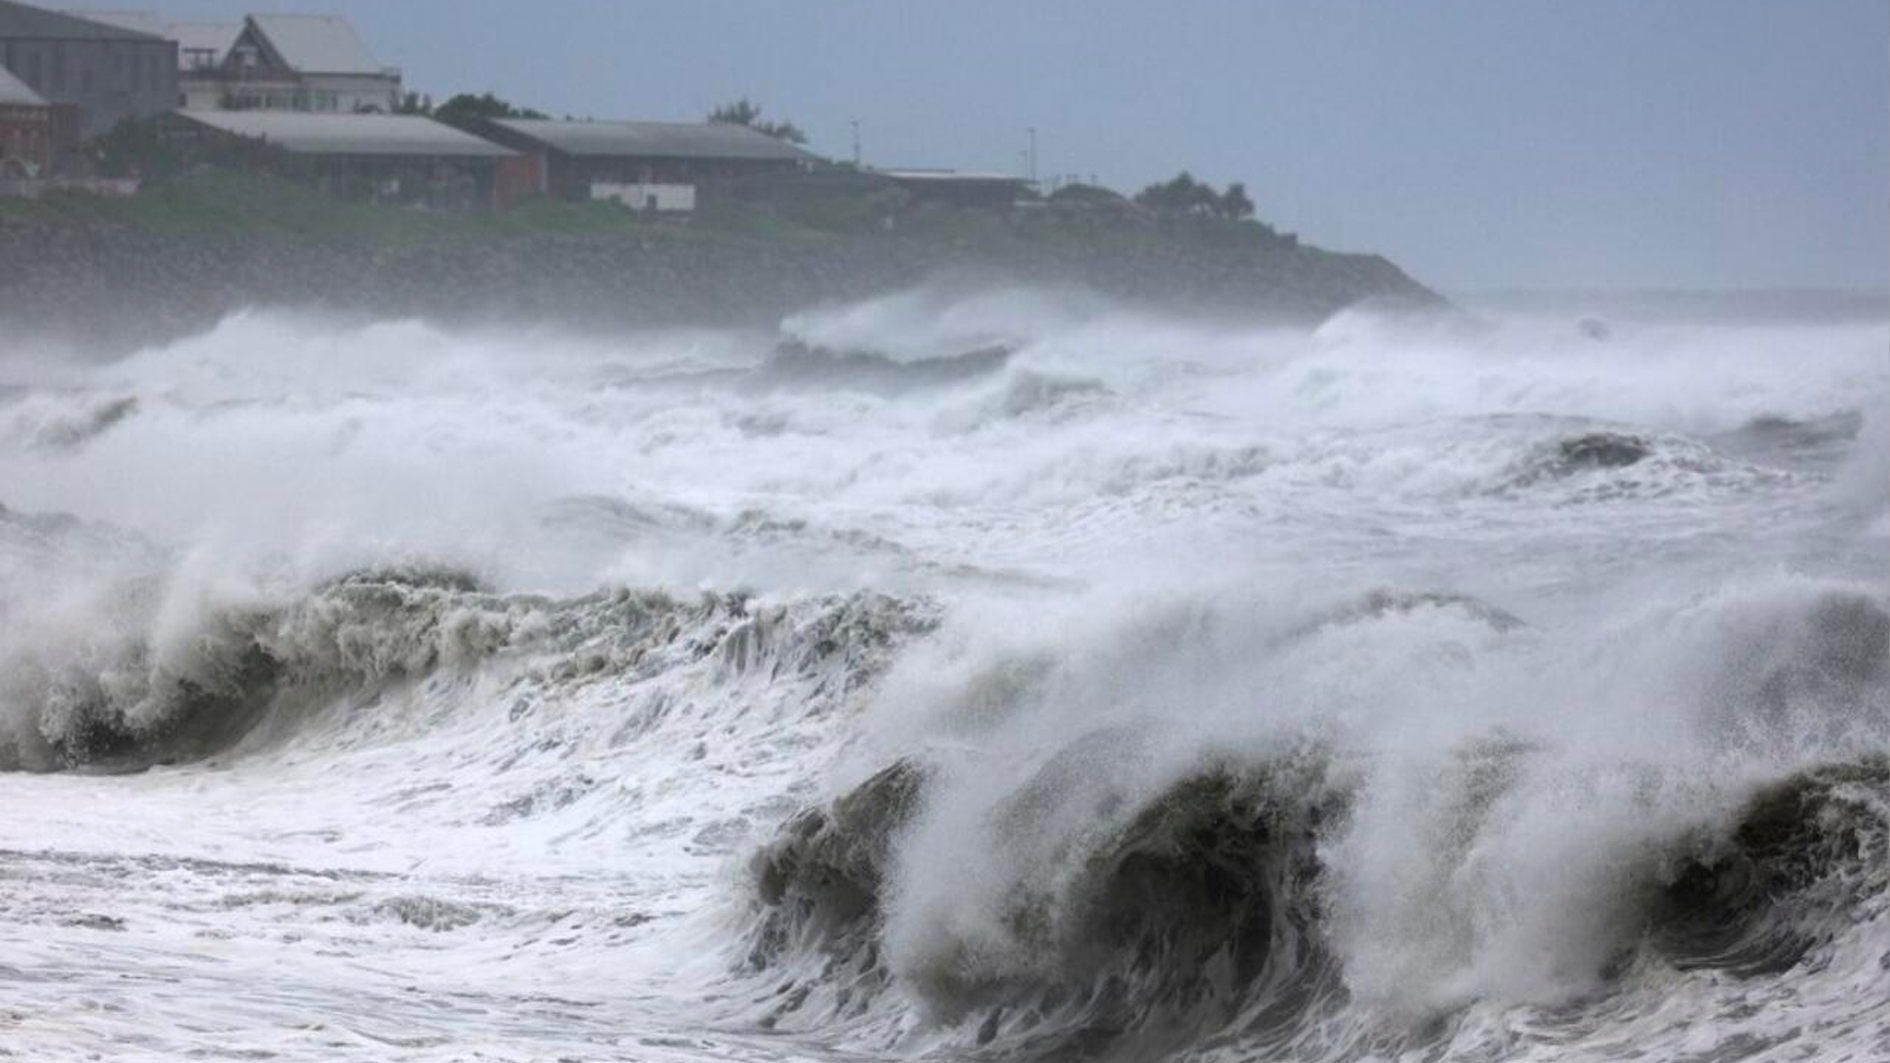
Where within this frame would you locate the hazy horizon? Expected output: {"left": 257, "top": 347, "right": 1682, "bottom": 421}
{"left": 84, "top": 0, "right": 1890, "bottom": 294}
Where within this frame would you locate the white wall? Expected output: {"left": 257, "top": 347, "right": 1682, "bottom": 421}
{"left": 303, "top": 73, "right": 401, "bottom": 114}
{"left": 591, "top": 182, "right": 696, "bottom": 212}
{"left": 178, "top": 77, "right": 227, "bottom": 110}
{"left": 183, "top": 73, "right": 401, "bottom": 113}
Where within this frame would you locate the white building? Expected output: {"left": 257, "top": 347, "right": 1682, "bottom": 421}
{"left": 222, "top": 15, "right": 400, "bottom": 112}
{"left": 76, "top": 10, "right": 399, "bottom": 112}
{"left": 171, "top": 22, "right": 241, "bottom": 108}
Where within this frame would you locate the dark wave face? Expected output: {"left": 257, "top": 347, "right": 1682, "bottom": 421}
{"left": 747, "top": 746, "right": 1890, "bottom": 1061}
{"left": 748, "top": 757, "right": 1337, "bottom": 1059}
{"left": 735, "top": 583, "right": 1888, "bottom": 1060}
{"left": 748, "top": 341, "right": 1017, "bottom": 395}
{"left": 0, "top": 298, "right": 1885, "bottom": 1061}
{"left": 1655, "top": 760, "right": 1890, "bottom": 977}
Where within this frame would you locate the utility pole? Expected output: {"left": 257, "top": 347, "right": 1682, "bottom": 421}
{"left": 1027, "top": 126, "right": 1038, "bottom": 186}
{"left": 850, "top": 119, "right": 861, "bottom": 167}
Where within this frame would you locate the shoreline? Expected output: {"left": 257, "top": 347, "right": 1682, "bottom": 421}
{"left": 1, "top": 172, "right": 1446, "bottom": 350}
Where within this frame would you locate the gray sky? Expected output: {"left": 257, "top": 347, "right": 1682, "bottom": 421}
{"left": 119, "top": 0, "right": 1888, "bottom": 292}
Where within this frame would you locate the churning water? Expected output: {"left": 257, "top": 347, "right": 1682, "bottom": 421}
{"left": 1, "top": 290, "right": 1886, "bottom": 1062}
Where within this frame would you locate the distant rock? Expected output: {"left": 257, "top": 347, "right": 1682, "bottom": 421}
{"left": 1558, "top": 432, "right": 1650, "bottom": 470}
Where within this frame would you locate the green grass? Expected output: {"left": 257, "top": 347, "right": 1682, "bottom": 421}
{"left": 0, "top": 168, "right": 1298, "bottom": 258}
{"left": 0, "top": 169, "right": 864, "bottom": 248}
{"left": 0, "top": 170, "right": 685, "bottom": 247}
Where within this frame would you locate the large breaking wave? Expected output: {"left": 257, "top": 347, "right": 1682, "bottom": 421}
{"left": 738, "top": 578, "right": 1888, "bottom": 1061}
{"left": 0, "top": 289, "right": 1886, "bottom": 1062}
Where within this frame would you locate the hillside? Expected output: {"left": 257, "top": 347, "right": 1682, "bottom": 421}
{"left": 0, "top": 171, "right": 1445, "bottom": 346}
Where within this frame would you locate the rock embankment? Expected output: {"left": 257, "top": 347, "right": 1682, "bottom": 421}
{"left": 0, "top": 216, "right": 1442, "bottom": 347}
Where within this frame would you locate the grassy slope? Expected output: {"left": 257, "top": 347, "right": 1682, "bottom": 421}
{"left": 0, "top": 169, "right": 1299, "bottom": 256}
{"left": 0, "top": 171, "right": 681, "bottom": 246}
{"left": 0, "top": 170, "right": 1440, "bottom": 329}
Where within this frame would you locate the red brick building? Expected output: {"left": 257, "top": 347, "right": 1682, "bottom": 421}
{"left": 0, "top": 60, "right": 49, "bottom": 176}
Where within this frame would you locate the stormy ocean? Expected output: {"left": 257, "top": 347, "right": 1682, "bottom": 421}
{"left": 1, "top": 289, "right": 1885, "bottom": 1062}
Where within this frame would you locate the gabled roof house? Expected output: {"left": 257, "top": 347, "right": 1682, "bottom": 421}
{"left": 78, "top": 9, "right": 399, "bottom": 113}
{"left": 212, "top": 14, "right": 401, "bottom": 112}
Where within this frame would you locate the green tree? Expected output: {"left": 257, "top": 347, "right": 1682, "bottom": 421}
{"left": 1135, "top": 172, "right": 1256, "bottom": 221}
{"left": 707, "top": 97, "right": 807, "bottom": 145}
{"left": 1219, "top": 182, "right": 1254, "bottom": 221}
{"left": 94, "top": 114, "right": 298, "bottom": 182}
{"left": 433, "top": 92, "right": 549, "bottom": 129}
{"left": 1134, "top": 172, "right": 1217, "bottom": 216}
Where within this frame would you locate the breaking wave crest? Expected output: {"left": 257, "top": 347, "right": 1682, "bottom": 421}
{"left": 1654, "top": 759, "right": 1890, "bottom": 977}
{"left": 748, "top": 755, "right": 1889, "bottom": 1060}
{"left": 2, "top": 565, "right": 526, "bottom": 770}
{"left": 748, "top": 340, "right": 1016, "bottom": 395}
{"left": 1497, "top": 428, "right": 1795, "bottom": 500}
{"left": 0, "top": 502, "right": 937, "bottom": 772}
{"left": 738, "top": 581, "right": 1889, "bottom": 1059}
{"left": 1, "top": 301, "right": 1886, "bottom": 1061}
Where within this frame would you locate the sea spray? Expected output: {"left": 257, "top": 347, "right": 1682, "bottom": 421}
{"left": 0, "top": 290, "right": 1884, "bottom": 1061}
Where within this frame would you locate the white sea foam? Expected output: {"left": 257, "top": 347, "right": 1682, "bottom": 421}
{"left": 0, "top": 289, "right": 1884, "bottom": 1061}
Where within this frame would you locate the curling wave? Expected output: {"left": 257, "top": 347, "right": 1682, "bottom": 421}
{"left": 0, "top": 300, "right": 1884, "bottom": 1063}
{"left": 745, "top": 749, "right": 1890, "bottom": 1061}
{"left": 736, "top": 582, "right": 1890, "bottom": 1059}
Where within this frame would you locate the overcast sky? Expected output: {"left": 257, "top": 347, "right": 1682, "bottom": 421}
{"left": 113, "top": 0, "right": 1888, "bottom": 292}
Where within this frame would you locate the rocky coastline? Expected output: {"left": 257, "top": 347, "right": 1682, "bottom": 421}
{"left": 0, "top": 209, "right": 1444, "bottom": 349}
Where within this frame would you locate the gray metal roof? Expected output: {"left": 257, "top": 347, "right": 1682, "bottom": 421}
{"left": 170, "top": 20, "right": 241, "bottom": 65}
{"left": 0, "top": 0, "right": 165, "bottom": 40}
{"left": 0, "top": 60, "right": 44, "bottom": 105}
{"left": 64, "top": 8, "right": 162, "bottom": 35}
{"left": 178, "top": 111, "right": 514, "bottom": 158}
{"left": 491, "top": 118, "right": 818, "bottom": 163}
{"left": 248, "top": 14, "right": 385, "bottom": 75}
{"left": 879, "top": 169, "right": 1030, "bottom": 184}
{"left": 70, "top": 13, "right": 242, "bottom": 65}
